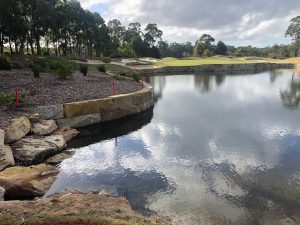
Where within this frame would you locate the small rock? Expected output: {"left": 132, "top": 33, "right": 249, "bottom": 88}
{"left": 5, "top": 116, "right": 31, "bottom": 144}
{"left": 53, "top": 126, "right": 80, "bottom": 142}
{"left": 0, "top": 146, "right": 15, "bottom": 171}
{"left": 0, "top": 129, "right": 4, "bottom": 146}
{"left": 45, "top": 151, "right": 75, "bottom": 165}
{"left": 12, "top": 135, "right": 66, "bottom": 165}
{"left": 0, "top": 164, "right": 58, "bottom": 199}
{"left": 28, "top": 114, "right": 41, "bottom": 124}
{"left": 0, "top": 186, "right": 5, "bottom": 201}
{"left": 31, "top": 120, "right": 58, "bottom": 136}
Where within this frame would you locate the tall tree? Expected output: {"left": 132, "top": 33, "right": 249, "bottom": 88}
{"left": 286, "top": 16, "right": 300, "bottom": 56}
{"left": 215, "top": 41, "right": 227, "bottom": 55}
{"left": 107, "top": 19, "right": 125, "bottom": 56}
{"left": 144, "top": 23, "right": 163, "bottom": 47}
{"left": 194, "top": 34, "right": 215, "bottom": 56}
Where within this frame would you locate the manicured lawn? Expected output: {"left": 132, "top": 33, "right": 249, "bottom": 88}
{"left": 155, "top": 56, "right": 267, "bottom": 67}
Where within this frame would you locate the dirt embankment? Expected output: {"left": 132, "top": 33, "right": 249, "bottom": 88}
{"left": 0, "top": 192, "right": 172, "bottom": 225}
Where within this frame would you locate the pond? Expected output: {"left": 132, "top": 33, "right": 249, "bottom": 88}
{"left": 47, "top": 69, "right": 300, "bottom": 225}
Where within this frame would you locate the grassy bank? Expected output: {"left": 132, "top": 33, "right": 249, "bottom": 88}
{"left": 271, "top": 57, "right": 300, "bottom": 64}
{"left": 155, "top": 56, "right": 267, "bottom": 67}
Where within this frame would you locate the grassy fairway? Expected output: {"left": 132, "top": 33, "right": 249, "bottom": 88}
{"left": 271, "top": 57, "right": 300, "bottom": 64}
{"left": 155, "top": 56, "right": 267, "bottom": 67}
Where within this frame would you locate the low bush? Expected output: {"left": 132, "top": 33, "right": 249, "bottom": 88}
{"left": 0, "top": 92, "right": 24, "bottom": 104}
{"left": 31, "top": 64, "right": 41, "bottom": 78}
{"left": 56, "top": 63, "right": 74, "bottom": 79}
{"left": 0, "top": 56, "right": 11, "bottom": 70}
{"left": 33, "top": 57, "right": 47, "bottom": 69}
{"left": 79, "top": 64, "right": 88, "bottom": 76}
{"left": 129, "top": 72, "right": 140, "bottom": 82}
{"left": 113, "top": 75, "right": 125, "bottom": 80}
{"left": 97, "top": 65, "right": 106, "bottom": 73}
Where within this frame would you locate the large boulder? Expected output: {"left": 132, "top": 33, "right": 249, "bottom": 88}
{"left": 4, "top": 117, "right": 31, "bottom": 144}
{"left": 12, "top": 135, "right": 66, "bottom": 165}
{"left": 0, "top": 129, "right": 4, "bottom": 146}
{"left": 53, "top": 126, "right": 80, "bottom": 142}
{"left": 45, "top": 151, "right": 75, "bottom": 165}
{"left": 31, "top": 120, "right": 58, "bottom": 136}
{"left": 0, "top": 164, "right": 58, "bottom": 199}
{"left": 0, "top": 146, "right": 15, "bottom": 171}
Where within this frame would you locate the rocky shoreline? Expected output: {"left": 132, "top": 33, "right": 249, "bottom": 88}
{"left": 0, "top": 114, "right": 79, "bottom": 200}
{"left": 0, "top": 113, "right": 170, "bottom": 224}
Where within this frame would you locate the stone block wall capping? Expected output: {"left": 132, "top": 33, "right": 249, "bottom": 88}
{"left": 24, "top": 82, "right": 152, "bottom": 128}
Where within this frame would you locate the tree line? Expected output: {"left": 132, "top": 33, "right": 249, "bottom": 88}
{"left": 0, "top": 0, "right": 299, "bottom": 59}
{"left": 0, "top": 0, "right": 163, "bottom": 58}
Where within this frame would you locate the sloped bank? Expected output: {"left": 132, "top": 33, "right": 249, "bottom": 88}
{"left": 27, "top": 82, "right": 154, "bottom": 128}
{"left": 137, "top": 62, "right": 295, "bottom": 75}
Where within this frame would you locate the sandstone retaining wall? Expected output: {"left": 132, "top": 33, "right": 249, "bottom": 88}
{"left": 27, "top": 83, "right": 154, "bottom": 128}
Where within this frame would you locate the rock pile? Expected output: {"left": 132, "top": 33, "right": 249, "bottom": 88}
{"left": 0, "top": 115, "right": 80, "bottom": 200}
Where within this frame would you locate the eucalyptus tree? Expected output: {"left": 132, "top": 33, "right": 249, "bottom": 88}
{"left": 194, "top": 34, "right": 215, "bottom": 56}
{"left": 215, "top": 41, "right": 227, "bottom": 55}
{"left": 24, "top": 0, "right": 56, "bottom": 55}
{"left": 286, "top": 16, "right": 300, "bottom": 56}
{"left": 144, "top": 23, "right": 163, "bottom": 47}
{"left": 0, "top": 0, "right": 28, "bottom": 54}
{"left": 108, "top": 19, "right": 125, "bottom": 56}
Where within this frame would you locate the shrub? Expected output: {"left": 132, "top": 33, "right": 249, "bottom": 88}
{"left": 113, "top": 75, "right": 125, "bottom": 80}
{"left": 0, "top": 92, "right": 24, "bottom": 104}
{"left": 129, "top": 72, "right": 140, "bottom": 82}
{"left": 97, "top": 65, "right": 106, "bottom": 73}
{"left": 31, "top": 64, "right": 41, "bottom": 78}
{"left": 79, "top": 64, "right": 88, "bottom": 76}
{"left": 0, "top": 56, "right": 11, "bottom": 70}
{"left": 56, "top": 63, "right": 74, "bottom": 79}
{"left": 34, "top": 58, "right": 47, "bottom": 69}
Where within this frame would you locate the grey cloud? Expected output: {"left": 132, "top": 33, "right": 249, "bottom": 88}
{"left": 135, "top": 0, "right": 299, "bottom": 29}
{"left": 85, "top": 0, "right": 300, "bottom": 46}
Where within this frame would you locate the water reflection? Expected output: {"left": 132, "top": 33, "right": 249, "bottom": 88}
{"left": 48, "top": 70, "right": 300, "bottom": 225}
{"left": 281, "top": 74, "right": 300, "bottom": 110}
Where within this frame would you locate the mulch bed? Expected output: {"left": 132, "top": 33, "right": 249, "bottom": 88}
{"left": 0, "top": 70, "right": 143, "bottom": 130}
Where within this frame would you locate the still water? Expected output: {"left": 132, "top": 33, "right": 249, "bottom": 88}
{"left": 47, "top": 69, "right": 300, "bottom": 225}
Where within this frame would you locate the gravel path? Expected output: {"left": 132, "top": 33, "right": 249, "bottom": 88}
{"left": 0, "top": 70, "right": 143, "bottom": 130}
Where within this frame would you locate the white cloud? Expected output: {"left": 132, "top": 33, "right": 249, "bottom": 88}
{"left": 79, "top": 0, "right": 300, "bottom": 46}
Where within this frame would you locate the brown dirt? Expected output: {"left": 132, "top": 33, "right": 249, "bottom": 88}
{"left": 0, "top": 70, "right": 143, "bottom": 130}
{"left": 0, "top": 192, "right": 172, "bottom": 225}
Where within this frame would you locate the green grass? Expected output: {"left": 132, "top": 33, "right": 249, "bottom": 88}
{"left": 104, "top": 64, "right": 137, "bottom": 74}
{"left": 270, "top": 57, "right": 300, "bottom": 64}
{"left": 155, "top": 56, "right": 267, "bottom": 67}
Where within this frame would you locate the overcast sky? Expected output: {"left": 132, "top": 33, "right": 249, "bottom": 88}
{"left": 79, "top": 0, "right": 300, "bottom": 47}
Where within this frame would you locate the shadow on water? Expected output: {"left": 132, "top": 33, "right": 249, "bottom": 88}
{"left": 67, "top": 106, "right": 154, "bottom": 148}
